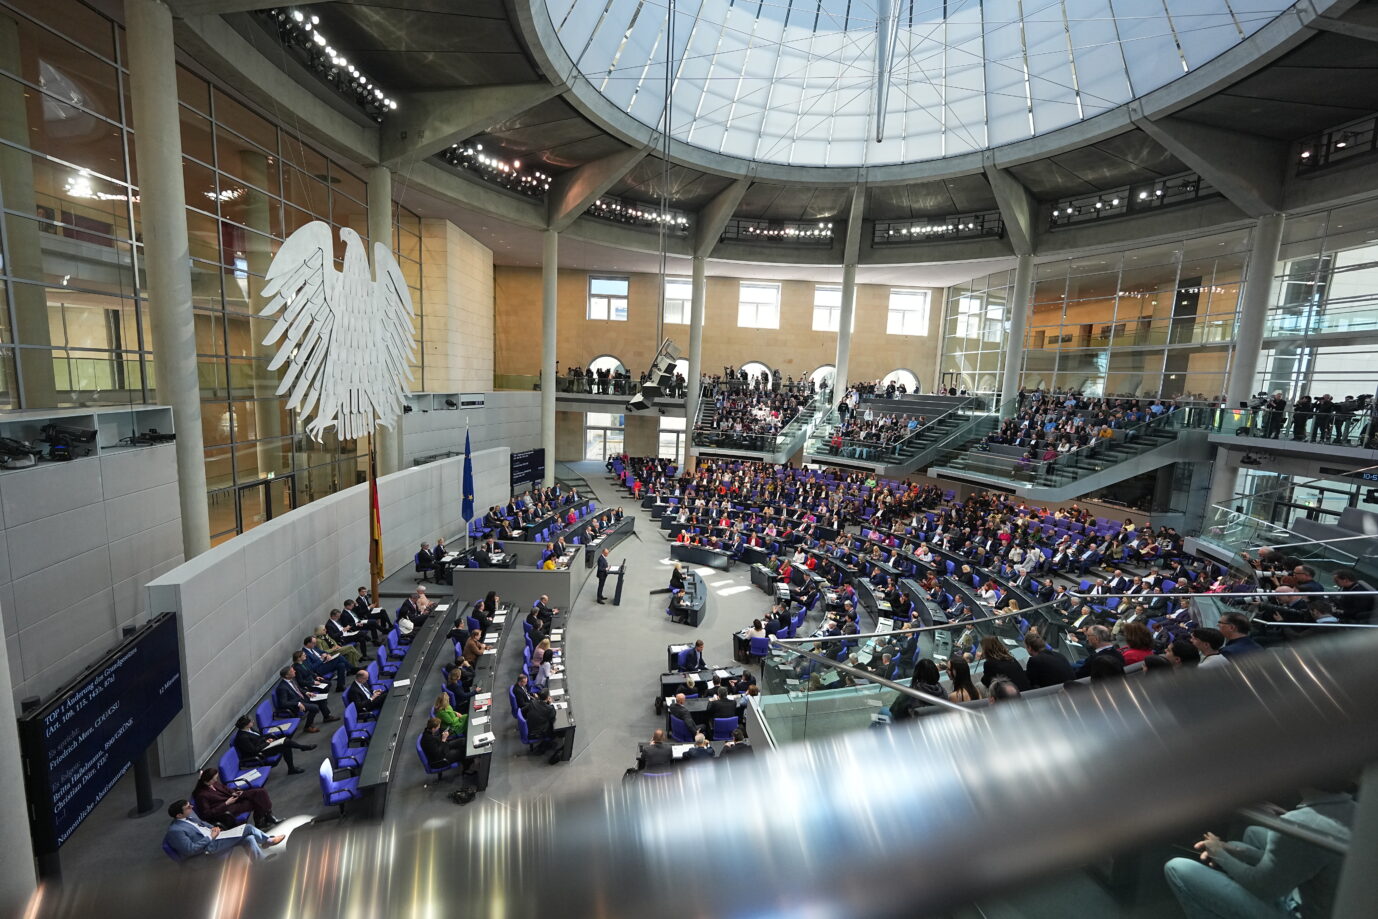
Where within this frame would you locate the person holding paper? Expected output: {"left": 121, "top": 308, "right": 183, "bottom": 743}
{"left": 193, "top": 766, "right": 280, "bottom": 829}
{"left": 163, "top": 800, "right": 283, "bottom": 863}
{"left": 346, "top": 670, "right": 386, "bottom": 713}
{"left": 233, "top": 715, "right": 314, "bottom": 776}
{"left": 462, "top": 631, "right": 490, "bottom": 667}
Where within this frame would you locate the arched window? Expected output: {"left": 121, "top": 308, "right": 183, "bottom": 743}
{"left": 740, "top": 360, "right": 771, "bottom": 380}
{"left": 881, "top": 369, "right": 919, "bottom": 392}
{"left": 588, "top": 354, "right": 625, "bottom": 375}
{"left": 672, "top": 358, "right": 689, "bottom": 380}
{"left": 810, "top": 364, "right": 835, "bottom": 392}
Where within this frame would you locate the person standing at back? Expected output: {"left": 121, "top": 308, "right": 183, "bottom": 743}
{"left": 596, "top": 549, "right": 611, "bottom": 604}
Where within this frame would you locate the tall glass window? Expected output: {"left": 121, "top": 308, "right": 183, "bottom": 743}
{"left": 737, "top": 282, "right": 780, "bottom": 329}
{"left": 658, "top": 415, "right": 686, "bottom": 461}
{"left": 812, "top": 285, "right": 843, "bottom": 331}
{"left": 0, "top": 1, "right": 425, "bottom": 542}
{"left": 584, "top": 411, "right": 625, "bottom": 461}
{"left": 588, "top": 276, "right": 629, "bottom": 320}
{"left": 663, "top": 277, "right": 691, "bottom": 324}
{"left": 887, "top": 289, "right": 931, "bottom": 335}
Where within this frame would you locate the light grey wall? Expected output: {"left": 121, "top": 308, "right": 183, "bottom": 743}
{"left": 0, "top": 445, "right": 183, "bottom": 705}
{"left": 149, "top": 446, "right": 512, "bottom": 776}
{"left": 402, "top": 391, "right": 540, "bottom": 468}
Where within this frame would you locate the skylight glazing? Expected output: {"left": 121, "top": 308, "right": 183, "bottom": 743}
{"left": 543, "top": 0, "right": 1292, "bottom": 167}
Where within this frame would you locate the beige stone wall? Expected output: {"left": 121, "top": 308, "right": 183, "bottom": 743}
{"left": 421, "top": 219, "right": 495, "bottom": 391}
{"left": 494, "top": 267, "right": 943, "bottom": 390}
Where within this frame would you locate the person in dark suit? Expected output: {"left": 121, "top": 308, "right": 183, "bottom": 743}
{"left": 303, "top": 633, "right": 351, "bottom": 690}
{"left": 680, "top": 640, "right": 707, "bottom": 672}
{"left": 596, "top": 549, "right": 611, "bottom": 603}
{"left": 720, "top": 728, "right": 754, "bottom": 757}
{"left": 274, "top": 666, "right": 330, "bottom": 733}
{"left": 288, "top": 652, "right": 336, "bottom": 721}
{"left": 524, "top": 688, "right": 564, "bottom": 765}
{"left": 1073, "top": 625, "right": 1126, "bottom": 678}
{"left": 232, "top": 714, "right": 313, "bottom": 775}
{"left": 532, "top": 595, "right": 558, "bottom": 630}
{"left": 669, "top": 564, "right": 686, "bottom": 593}
{"left": 667, "top": 692, "right": 696, "bottom": 732}
{"left": 637, "top": 729, "right": 674, "bottom": 770}
{"left": 339, "top": 602, "right": 382, "bottom": 647}
{"left": 397, "top": 592, "right": 421, "bottom": 623}
{"left": 706, "top": 687, "right": 738, "bottom": 722}
{"left": 346, "top": 670, "right": 386, "bottom": 713}
{"left": 1023, "top": 633, "right": 1075, "bottom": 687}
{"left": 419, "top": 717, "right": 472, "bottom": 770}
{"left": 682, "top": 733, "right": 716, "bottom": 762}
{"left": 512, "top": 673, "right": 534, "bottom": 712}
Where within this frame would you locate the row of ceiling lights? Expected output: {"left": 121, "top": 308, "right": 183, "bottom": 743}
{"left": 589, "top": 198, "right": 688, "bottom": 227}
{"left": 885, "top": 221, "right": 981, "bottom": 236}
{"left": 744, "top": 222, "right": 834, "bottom": 239}
{"left": 447, "top": 144, "right": 552, "bottom": 195}
{"left": 265, "top": 8, "right": 397, "bottom": 120}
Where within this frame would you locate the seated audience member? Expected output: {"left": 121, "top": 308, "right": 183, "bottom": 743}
{"left": 416, "top": 586, "right": 437, "bottom": 616}
{"left": 1166, "top": 639, "right": 1201, "bottom": 668}
{"left": 532, "top": 638, "right": 555, "bottom": 668}
{"left": 1191, "top": 628, "right": 1230, "bottom": 667}
{"left": 419, "top": 717, "right": 472, "bottom": 771}
{"left": 346, "top": 669, "right": 386, "bottom": 713}
{"left": 682, "top": 732, "right": 716, "bottom": 762}
{"left": 1073, "top": 625, "right": 1125, "bottom": 679}
{"left": 233, "top": 714, "right": 313, "bottom": 776}
{"left": 720, "top": 728, "right": 754, "bottom": 757}
{"left": 680, "top": 639, "right": 707, "bottom": 671}
{"left": 340, "top": 601, "right": 384, "bottom": 646}
{"left": 433, "top": 693, "right": 468, "bottom": 737}
{"left": 302, "top": 633, "right": 351, "bottom": 691}
{"left": 193, "top": 766, "right": 279, "bottom": 830}
{"left": 512, "top": 673, "right": 535, "bottom": 712}
{"left": 1023, "top": 633, "right": 1075, "bottom": 687}
{"left": 1119, "top": 621, "right": 1156, "bottom": 666}
{"left": 978, "top": 635, "right": 1032, "bottom": 691}
{"left": 668, "top": 692, "right": 696, "bottom": 729}
{"left": 1218, "top": 612, "right": 1264, "bottom": 658}
{"left": 947, "top": 657, "right": 983, "bottom": 702}
{"left": 462, "top": 631, "right": 490, "bottom": 666}
{"left": 637, "top": 729, "right": 674, "bottom": 770}
{"left": 415, "top": 542, "right": 436, "bottom": 579}
{"left": 274, "top": 665, "right": 332, "bottom": 733}
{"left": 988, "top": 678, "right": 1023, "bottom": 703}
{"left": 745, "top": 618, "right": 767, "bottom": 640}
{"left": 533, "top": 595, "right": 558, "bottom": 628}
{"left": 1163, "top": 783, "right": 1355, "bottom": 919}
{"left": 534, "top": 652, "right": 560, "bottom": 691}
{"left": 313, "top": 624, "right": 362, "bottom": 669}
{"left": 706, "top": 687, "right": 738, "bottom": 721}
{"left": 444, "top": 663, "right": 479, "bottom": 712}
{"left": 891, "top": 659, "right": 949, "bottom": 720}
{"left": 524, "top": 688, "right": 565, "bottom": 765}
{"left": 163, "top": 799, "right": 283, "bottom": 863}
{"left": 446, "top": 615, "right": 471, "bottom": 648}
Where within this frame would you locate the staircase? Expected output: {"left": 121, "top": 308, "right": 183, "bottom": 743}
{"left": 805, "top": 395, "right": 1000, "bottom": 478}
{"left": 691, "top": 388, "right": 829, "bottom": 463}
{"left": 929, "top": 409, "right": 1213, "bottom": 501}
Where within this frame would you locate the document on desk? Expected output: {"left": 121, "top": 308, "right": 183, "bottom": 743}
{"left": 472, "top": 732, "right": 495, "bottom": 747}
{"left": 482, "top": 648, "right": 497, "bottom": 656}
{"left": 548, "top": 687, "right": 565, "bottom": 698}
{"left": 714, "top": 669, "right": 732, "bottom": 680}
{"left": 554, "top": 701, "right": 569, "bottom": 710}
{"left": 483, "top": 632, "right": 497, "bottom": 643}
{"left": 493, "top": 615, "right": 507, "bottom": 624}
{"left": 551, "top": 630, "right": 564, "bottom": 640}
{"left": 877, "top": 618, "right": 894, "bottom": 632}
{"left": 474, "top": 692, "right": 492, "bottom": 709}
{"left": 471, "top": 715, "right": 490, "bottom": 726}
{"left": 391, "top": 678, "right": 411, "bottom": 689}
{"left": 234, "top": 769, "right": 263, "bottom": 785}
{"left": 672, "top": 744, "right": 693, "bottom": 758}
{"left": 308, "top": 693, "right": 328, "bottom": 702}
{"left": 435, "top": 604, "right": 450, "bottom": 613}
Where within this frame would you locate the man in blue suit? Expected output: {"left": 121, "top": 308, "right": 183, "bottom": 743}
{"left": 274, "top": 665, "right": 325, "bottom": 733}
{"left": 163, "top": 799, "right": 282, "bottom": 862}
{"left": 301, "top": 635, "right": 350, "bottom": 691}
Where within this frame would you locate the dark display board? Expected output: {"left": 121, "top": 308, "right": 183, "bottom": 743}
{"left": 19, "top": 613, "right": 183, "bottom": 855}
{"left": 511, "top": 448, "right": 546, "bottom": 491}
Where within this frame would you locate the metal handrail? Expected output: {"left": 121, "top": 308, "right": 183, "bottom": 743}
{"left": 778, "top": 641, "right": 981, "bottom": 715}
{"left": 35, "top": 637, "right": 1378, "bottom": 919}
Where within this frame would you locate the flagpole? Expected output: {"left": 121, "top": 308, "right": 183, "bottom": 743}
{"left": 369, "top": 439, "right": 381, "bottom": 605}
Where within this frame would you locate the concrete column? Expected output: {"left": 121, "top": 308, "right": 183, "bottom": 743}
{"left": 368, "top": 166, "right": 402, "bottom": 475}
{"left": 833, "top": 261, "right": 858, "bottom": 398}
{"left": 1226, "top": 213, "right": 1285, "bottom": 407}
{"left": 0, "top": 599, "right": 35, "bottom": 910}
{"left": 127, "top": 0, "right": 210, "bottom": 558}
{"left": 684, "top": 256, "right": 707, "bottom": 468}
{"left": 1001, "top": 253, "right": 1034, "bottom": 406}
{"left": 541, "top": 229, "right": 558, "bottom": 486}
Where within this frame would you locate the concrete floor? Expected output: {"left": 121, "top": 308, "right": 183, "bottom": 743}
{"left": 55, "top": 460, "right": 771, "bottom": 882}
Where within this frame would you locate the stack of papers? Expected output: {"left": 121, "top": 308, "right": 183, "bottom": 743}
{"left": 548, "top": 687, "right": 565, "bottom": 698}
{"left": 714, "top": 669, "right": 732, "bottom": 679}
{"left": 471, "top": 714, "right": 490, "bottom": 726}
{"left": 551, "top": 630, "right": 564, "bottom": 640}
{"left": 472, "top": 732, "right": 495, "bottom": 747}
{"left": 435, "top": 603, "right": 450, "bottom": 614}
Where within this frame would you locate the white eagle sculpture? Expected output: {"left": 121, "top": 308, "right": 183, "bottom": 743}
{"left": 259, "top": 222, "right": 416, "bottom": 442}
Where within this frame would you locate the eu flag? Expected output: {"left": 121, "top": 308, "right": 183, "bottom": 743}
{"left": 462, "top": 429, "right": 475, "bottom": 522}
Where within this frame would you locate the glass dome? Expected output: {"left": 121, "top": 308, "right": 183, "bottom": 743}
{"left": 544, "top": 0, "right": 1291, "bottom": 167}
